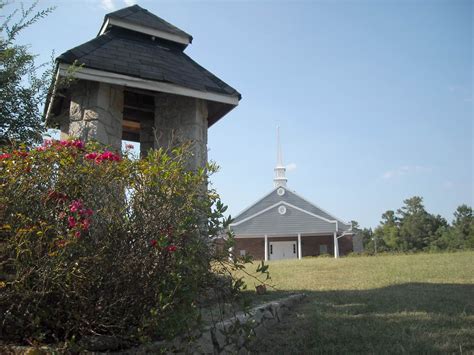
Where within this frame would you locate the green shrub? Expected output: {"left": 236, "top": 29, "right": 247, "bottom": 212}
{"left": 0, "top": 139, "right": 240, "bottom": 345}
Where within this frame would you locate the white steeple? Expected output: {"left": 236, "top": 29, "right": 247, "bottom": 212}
{"left": 273, "top": 126, "right": 287, "bottom": 188}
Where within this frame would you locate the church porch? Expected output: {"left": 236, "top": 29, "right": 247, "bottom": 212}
{"left": 234, "top": 234, "right": 354, "bottom": 261}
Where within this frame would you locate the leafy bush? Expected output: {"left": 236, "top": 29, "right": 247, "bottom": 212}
{"left": 0, "top": 1, "right": 55, "bottom": 145}
{"left": 0, "top": 139, "right": 244, "bottom": 346}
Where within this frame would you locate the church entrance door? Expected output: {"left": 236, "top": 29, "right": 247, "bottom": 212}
{"left": 269, "top": 241, "right": 297, "bottom": 260}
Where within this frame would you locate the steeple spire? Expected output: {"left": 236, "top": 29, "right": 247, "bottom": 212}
{"left": 274, "top": 126, "right": 287, "bottom": 188}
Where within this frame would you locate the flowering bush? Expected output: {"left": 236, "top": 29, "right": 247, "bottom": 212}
{"left": 0, "top": 139, "right": 244, "bottom": 346}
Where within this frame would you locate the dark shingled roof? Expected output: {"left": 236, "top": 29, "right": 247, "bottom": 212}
{"left": 57, "top": 27, "right": 240, "bottom": 99}
{"left": 105, "top": 5, "right": 192, "bottom": 43}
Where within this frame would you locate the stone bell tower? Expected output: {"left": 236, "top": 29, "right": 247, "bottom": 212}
{"left": 45, "top": 5, "right": 241, "bottom": 169}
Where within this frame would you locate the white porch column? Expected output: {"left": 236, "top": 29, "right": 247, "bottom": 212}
{"left": 297, "top": 233, "right": 302, "bottom": 260}
{"left": 333, "top": 232, "right": 340, "bottom": 259}
{"left": 264, "top": 234, "right": 268, "bottom": 261}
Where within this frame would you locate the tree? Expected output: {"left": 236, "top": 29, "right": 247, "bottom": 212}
{"left": 373, "top": 210, "right": 397, "bottom": 251}
{"left": 453, "top": 205, "right": 473, "bottom": 238}
{"left": 444, "top": 205, "right": 474, "bottom": 250}
{"left": 426, "top": 214, "right": 449, "bottom": 249}
{"left": 397, "top": 196, "right": 436, "bottom": 251}
{"left": 0, "top": 1, "right": 54, "bottom": 145}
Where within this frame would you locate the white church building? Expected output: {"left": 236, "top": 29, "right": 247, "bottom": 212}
{"left": 230, "top": 130, "right": 361, "bottom": 260}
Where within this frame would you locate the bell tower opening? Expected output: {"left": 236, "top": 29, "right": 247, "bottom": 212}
{"left": 122, "top": 90, "right": 155, "bottom": 158}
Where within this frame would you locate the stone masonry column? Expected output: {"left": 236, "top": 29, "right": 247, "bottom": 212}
{"left": 139, "top": 117, "right": 155, "bottom": 158}
{"left": 62, "top": 80, "right": 124, "bottom": 151}
{"left": 154, "top": 93, "right": 208, "bottom": 170}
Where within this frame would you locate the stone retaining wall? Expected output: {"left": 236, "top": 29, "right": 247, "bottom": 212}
{"left": 132, "top": 293, "right": 306, "bottom": 354}
{"left": 201, "top": 293, "right": 306, "bottom": 354}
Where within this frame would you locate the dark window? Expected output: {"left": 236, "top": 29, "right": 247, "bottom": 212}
{"left": 122, "top": 91, "right": 155, "bottom": 143}
{"left": 293, "top": 244, "right": 296, "bottom": 254}
{"left": 270, "top": 245, "right": 273, "bottom": 254}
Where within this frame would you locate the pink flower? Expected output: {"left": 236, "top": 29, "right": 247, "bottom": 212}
{"left": 85, "top": 150, "right": 121, "bottom": 163}
{"left": 150, "top": 239, "right": 157, "bottom": 247}
{"left": 101, "top": 150, "right": 121, "bottom": 162}
{"left": 74, "top": 231, "right": 81, "bottom": 238}
{"left": 167, "top": 245, "right": 177, "bottom": 253}
{"left": 82, "top": 219, "right": 90, "bottom": 231}
{"left": 69, "top": 200, "right": 83, "bottom": 213}
{"left": 58, "top": 212, "right": 66, "bottom": 219}
{"left": 43, "top": 139, "right": 53, "bottom": 146}
{"left": 36, "top": 146, "right": 46, "bottom": 152}
{"left": 68, "top": 216, "right": 76, "bottom": 228}
{"left": 71, "top": 140, "right": 84, "bottom": 149}
{"left": 0, "top": 153, "right": 11, "bottom": 160}
{"left": 58, "top": 139, "right": 84, "bottom": 149}
{"left": 84, "top": 152, "right": 98, "bottom": 160}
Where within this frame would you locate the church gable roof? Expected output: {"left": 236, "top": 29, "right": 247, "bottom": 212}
{"left": 231, "top": 202, "right": 337, "bottom": 236}
{"left": 231, "top": 187, "right": 351, "bottom": 232}
{"left": 233, "top": 187, "right": 335, "bottom": 223}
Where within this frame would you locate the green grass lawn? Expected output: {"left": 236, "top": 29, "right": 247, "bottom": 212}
{"left": 242, "top": 252, "right": 474, "bottom": 354}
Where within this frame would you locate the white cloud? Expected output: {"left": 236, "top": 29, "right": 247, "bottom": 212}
{"left": 382, "top": 165, "right": 430, "bottom": 180}
{"left": 286, "top": 163, "right": 297, "bottom": 172}
{"left": 100, "top": 0, "right": 117, "bottom": 11}
{"left": 123, "top": 0, "right": 137, "bottom": 5}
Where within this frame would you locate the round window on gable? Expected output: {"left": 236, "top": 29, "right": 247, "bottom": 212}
{"left": 277, "top": 187, "right": 285, "bottom": 196}
{"left": 278, "top": 205, "right": 287, "bottom": 215}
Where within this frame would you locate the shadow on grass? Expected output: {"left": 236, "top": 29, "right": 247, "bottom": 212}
{"left": 248, "top": 283, "right": 474, "bottom": 354}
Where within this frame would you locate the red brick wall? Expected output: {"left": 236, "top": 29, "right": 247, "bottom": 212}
{"left": 302, "top": 235, "right": 353, "bottom": 256}
{"left": 235, "top": 238, "right": 265, "bottom": 260}
{"left": 301, "top": 235, "right": 333, "bottom": 257}
{"left": 338, "top": 235, "right": 354, "bottom": 255}
{"left": 234, "top": 235, "right": 354, "bottom": 260}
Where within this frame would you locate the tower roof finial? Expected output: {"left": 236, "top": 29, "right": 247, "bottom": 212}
{"left": 274, "top": 126, "right": 287, "bottom": 188}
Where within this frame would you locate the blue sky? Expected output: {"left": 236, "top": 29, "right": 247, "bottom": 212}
{"left": 10, "top": 0, "right": 472, "bottom": 228}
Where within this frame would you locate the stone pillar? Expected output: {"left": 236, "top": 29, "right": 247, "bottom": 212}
{"left": 154, "top": 93, "right": 208, "bottom": 169}
{"left": 63, "top": 80, "right": 124, "bottom": 151}
{"left": 139, "top": 117, "right": 155, "bottom": 158}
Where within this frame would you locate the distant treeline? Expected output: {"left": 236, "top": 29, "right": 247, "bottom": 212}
{"left": 352, "top": 197, "right": 473, "bottom": 253}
